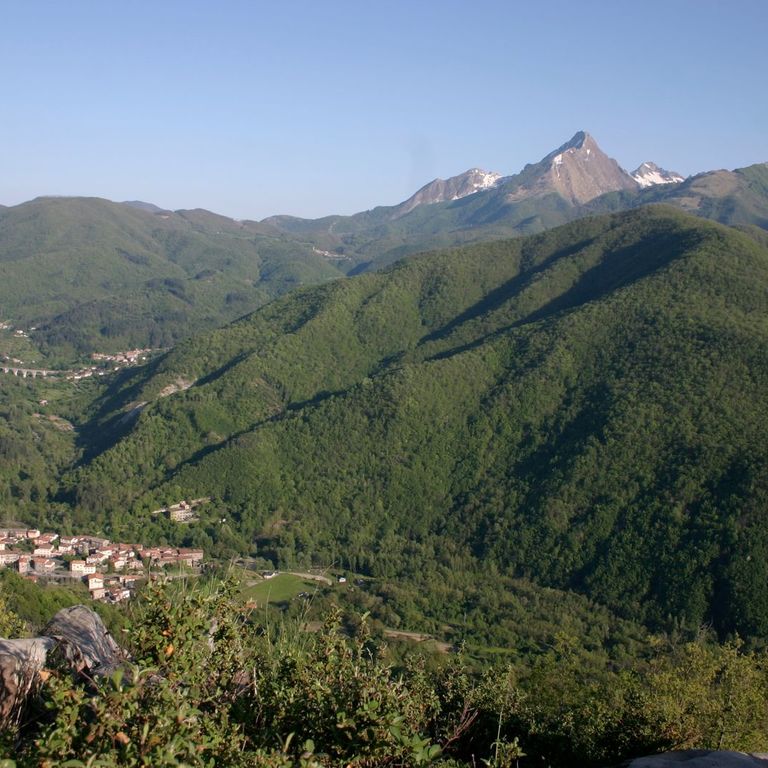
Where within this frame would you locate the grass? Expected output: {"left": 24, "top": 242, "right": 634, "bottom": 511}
{"left": 240, "top": 573, "right": 322, "bottom": 605}
{"left": 0, "top": 326, "right": 41, "bottom": 364}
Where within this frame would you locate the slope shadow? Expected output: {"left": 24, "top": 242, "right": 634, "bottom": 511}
{"left": 425, "top": 227, "right": 702, "bottom": 362}
{"left": 193, "top": 352, "right": 249, "bottom": 387}
{"left": 74, "top": 358, "right": 167, "bottom": 464}
{"left": 520, "top": 228, "right": 702, "bottom": 327}
{"left": 162, "top": 387, "right": 348, "bottom": 480}
{"left": 418, "top": 236, "right": 597, "bottom": 347}
{"left": 73, "top": 351, "right": 255, "bottom": 470}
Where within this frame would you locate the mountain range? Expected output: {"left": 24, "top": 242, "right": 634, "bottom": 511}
{"left": 1, "top": 131, "right": 766, "bottom": 361}
{"left": 388, "top": 130, "right": 664, "bottom": 214}
{"left": 257, "top": 130, "right": 659, "bottom": 266}
{"left": 0, "top": 197, "right": 345, "bottom": 359}
{"left": 260, "top": 130, "right": 768, "bottom": 269}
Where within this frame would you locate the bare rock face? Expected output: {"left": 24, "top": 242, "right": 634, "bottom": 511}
{"left": 393, "top": 131, "right": 640, "bottom": 219}
{"left": 621, "top": 750, "right": 768, "bottom": 767}
{"left": 503, "top": 131, "right": 639, "bottom": 205}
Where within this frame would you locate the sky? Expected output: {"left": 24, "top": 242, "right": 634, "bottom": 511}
{"left": 1, "top": 0, "right": 766, "bottom": 220}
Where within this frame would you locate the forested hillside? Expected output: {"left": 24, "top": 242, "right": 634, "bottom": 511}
{"left": 62, "top": 206, "right": 768, "bottom": 645}
{"left": 0, "top": 197, "right": 342, "bottom": 360}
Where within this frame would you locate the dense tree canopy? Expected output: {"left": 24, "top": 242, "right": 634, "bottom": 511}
{"left": 51, "top": 207, "right": 768, "bottom": 647}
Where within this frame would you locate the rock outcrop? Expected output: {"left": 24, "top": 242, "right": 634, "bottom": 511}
{"left": 0, "top": 605, "right": 125, "bottom": 727}
{"left": 620, "top": 750, "right": 768, "bottom": 767}
{"left": 502, "top": 130, "right": 639, "bottom": 205}
{"left": 393, "top": 167, "right": 503, "bottom": 218}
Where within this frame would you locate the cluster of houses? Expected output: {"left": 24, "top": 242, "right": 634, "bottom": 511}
{"left": 65, "top": 367, "right": 101, "bottom": 381}
{"left": 151, "top": 498, "right": 210, "bottom": 524}
{"left": 0, "top": 528, "right": 204, "bottom": 603}
{"left": 0, "top": 338, "right": 159, "bottom": 384}
{"left": 69, "top": 349, "right": 162, "bottom": 380}
{"left": 90, "top": 349, "right": 155, "bottom": 367}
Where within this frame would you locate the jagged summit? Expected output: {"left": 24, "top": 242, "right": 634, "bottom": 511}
{"left": 327, "top": 131, "right": 692, "bottom": 225}
{"left": 392, "top": 132, "right": 634, "bottom": 219}
{"left": 501, "top": 131, "right": 638, "bottom": 205}
{"left": 631, "top": 162, "right": 685, "bottom": 188}
{"left": 559, "top": 130, "right": 590, "bottom": 150}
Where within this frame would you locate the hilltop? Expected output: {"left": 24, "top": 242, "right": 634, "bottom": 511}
{"left": 0, "top": 196, "right": 343, "bottom": 361}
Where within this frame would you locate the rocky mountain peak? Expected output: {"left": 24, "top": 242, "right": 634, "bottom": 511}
{"left": 390, "top": 132, "right": 688, "bottom": 219}
{"left": 392, "top": 167, "right": 503, "bottom": 219}
{"left": 561, "top": 130, "right": 590, "bottom": 150}
{"left": 501, "top": 131, "right": 638, "bottom": 206}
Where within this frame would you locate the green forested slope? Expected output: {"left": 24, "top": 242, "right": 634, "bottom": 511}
{"left": 655, "top": 162, "right": 768, "bottom": 229}
{"left": 0, "top": 377, "right": 78, "bottom": 518}
{"left": 0, "top": 196, "right": 343, "bottom": 359}
{"left": 66, "top": 206, "right": 768, "bottom": 641}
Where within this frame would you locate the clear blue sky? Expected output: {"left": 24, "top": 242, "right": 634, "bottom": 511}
{"left": 1, "top": 0, "right": 766, "bottom": 219}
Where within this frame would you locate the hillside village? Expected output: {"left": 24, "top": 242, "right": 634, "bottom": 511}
{"left": 0, "top": 525, "right": 203, "bottom": 603}
{"left": 0, "top": 321, "right": 160, "bottom": 381}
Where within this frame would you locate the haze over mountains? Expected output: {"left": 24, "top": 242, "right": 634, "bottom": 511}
{"left": 1, "top": 131, "right": 766, "bottom": 363}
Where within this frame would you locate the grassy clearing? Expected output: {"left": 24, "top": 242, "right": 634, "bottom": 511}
{"left": 241, "top": 572, "right": 322, "bottom": 605}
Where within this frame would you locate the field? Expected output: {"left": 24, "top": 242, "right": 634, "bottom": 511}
{"left": 240, "top": 573, "right": 324, "bottom": 605}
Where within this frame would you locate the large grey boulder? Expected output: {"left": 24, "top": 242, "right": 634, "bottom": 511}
{"left": 624, "top": 751, "right": 768, "bottom": 767}
{"left": 0, "top": 605, "right": 125, "bottom": 727}
{"left": 44, "top": 604, "right": 124, "bottom": 677}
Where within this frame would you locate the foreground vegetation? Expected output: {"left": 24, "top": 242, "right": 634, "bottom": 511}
{"left": 2, "top": 578, "right": 768, "bottom": 767}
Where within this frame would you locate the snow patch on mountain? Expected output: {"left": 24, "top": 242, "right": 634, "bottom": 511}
{"left": 632, "top": 162, "right": 684, "bottom": 188}
{"left": 450, "top": 170, "right": 502, "bottom": 199}
{"left": 392, "top": 168, "right": 504, "bottom": 218}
